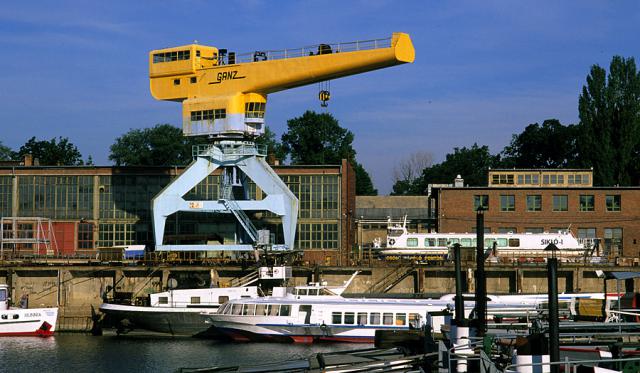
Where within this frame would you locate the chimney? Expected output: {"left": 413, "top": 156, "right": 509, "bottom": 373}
{"left": 454, "top": 174, "right": 464, "bottom": 187}
{"left": 23, "top": 154, "right": 33, "bottom": 167}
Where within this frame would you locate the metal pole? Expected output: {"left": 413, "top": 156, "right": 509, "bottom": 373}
{"left": 454, "top": 243, "right": 464, "bottom": 324}
{"left": 475, "top": 208, "right": 486, "bottom": 336}
{"left": 547, "top": 257, "right": 560, "bottom": 373}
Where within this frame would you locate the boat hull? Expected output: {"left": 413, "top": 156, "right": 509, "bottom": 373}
{"left": 100, "top": 303, "right": 219, "bottom": 337}
{"left": 0, "top": 308, "right": 58, "bottom": 337}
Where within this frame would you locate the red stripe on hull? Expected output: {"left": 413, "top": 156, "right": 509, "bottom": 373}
{"left": 0, "top": 330, "right": 54, "bottom": 337}
{"left": 317, "top": 336, "right": 373, "bottom": 343}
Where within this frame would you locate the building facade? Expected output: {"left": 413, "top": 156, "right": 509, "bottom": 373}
{"left": 433, "top": 169, "right": 639, "bottom": 259}
{"left": 0, "top": 160, "right": 355, "bottom": 265}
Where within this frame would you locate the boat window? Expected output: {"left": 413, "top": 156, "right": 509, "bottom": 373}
{"left": 407, "top": 238, "right": 418, "bottom": 247}
{"left": 387, "top": 228, "right": 404, "bottom": 237}
{"left": 461, "top": 238, "right": 472, "bottom": 247}
{"left": 268, "top": 304, "right": 279, "bottom": 316}
{"left": 409, "top": 313, "right": 421, "bottom": 328}
{"left": 308, "top": 289, "right": 318, "bottom": 296}
{"left": 13, "top": 314, "right": 18, "bottom": 319}
{"left": 497, "top": 238, "right": 507, "bottom": 247}
{"left": 158, "top": 297, "right": 168, "bottom": 305}
{"left": 218, "top": 296, "right": 229, "bottom": 304}
{"left": 369, "top": 312, "right": 381, "bottom": 325}
{"left": 332, "top": 312, "right": 342, "bottom": 324}
{"left": 438, "top": 238, "right": 448, "bottom": 246}
{"left": 344, "top": 312, "right": 355, "bottom": 324}
{"left": 383, "top": 313, "right": 394, "bottom": 325}
{"left": 242, "top": 304, "right": 255, "bottom": 316}
{"left": 297, "top": 289, "right": 308, "bottom": 296}
{"left": 280, "top": 305, "right": 291, "bottom": 316}
{"left": 448, "top": 238, "right": 460, "bottom": 245}
{"left": 320, "top": 289, "right": 333, "bottom": 296}
{"left": 191, "top": 297, "right": 200, "bottom": 305}
{"left": 508, "top": 238, "right": 520, "bottom": 247}
{"left": 1, "top": 315, "right": 6, "bottom": 320}
{"left": 396, "top": 313, "right": 406, "bottom": 326}
{"left": 425, "top": 238, "right": 436, "bottom": 247}
{"left": 255, "top": 304, "right": 266, "bottom": 315}
{"left": 357, "top": 312, "right": 367, "bottom": 325}
{"left": 472, "top": 239, "right": 477, "bottom": 246}
{"left": 232, "top": 304, "right": 243, "bottom": 315}
{"left": 0, "top": 289, "right": 6, "bottom": 301}
{"left": 221, "top": 303, "right": 232, "bottom": 314}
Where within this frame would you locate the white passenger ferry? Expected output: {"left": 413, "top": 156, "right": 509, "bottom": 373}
{"left": 382, "top": 219, "right": 590, "bottom": 262}
{"left": 0, "top": 284, "right": 58, "bottom": 337}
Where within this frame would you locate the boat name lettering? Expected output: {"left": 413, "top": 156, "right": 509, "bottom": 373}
{"left": 25, "top": 312, "right": 41, "bottom": 317}
{"left": 541, "top": 239, "right": 563, "bottom": 246}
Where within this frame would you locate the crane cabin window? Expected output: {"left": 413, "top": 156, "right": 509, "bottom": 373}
{"left": 245, "top": 102, "right": 266, "bottom": 119}
{"left": 153, "top": 50, "right": 191, "bottom": 63}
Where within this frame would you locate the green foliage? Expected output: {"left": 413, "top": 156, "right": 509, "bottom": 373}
{"left": 281, "top": 111, "right": 355, "bottom": 164}
{"left": 353, "top": 162, "right": 378, "bottom": 196}
{"left": 0, "top": 141, "right": 14, "bottom": 161}
{"left": 109, "top": 124, "right": 202, "bottom": 166}
{"left": 501, "top": 119, "right": 579, "bottom": 168}
{"left": 254, "top": 126, "right": 287, "bottom": 162}
{"left": 18, "top": 136, "right": 83, "bottom": 165}
{"left": 578, "top": 56, "right": 640, "bottom": 185}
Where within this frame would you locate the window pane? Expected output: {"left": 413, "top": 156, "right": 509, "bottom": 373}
{"left": 383, "top": 313, "right": 394, "bottom": 325}
{"left": 606, "top": 195, "right": 621, "bottom": 212}
{"left": 344, "top": 312, "right": 355, "bottom": 324}
{"left": 579, "top": 195, "right": 595, "bottom": 212}
{"left": 526, "top": 195, "right": 542, "bottom": 212}
{"left": 369, "top": 312, "right": 381, "bottom": 325}
{"left": 332, "top": 312, "right": 342, "bottom": 324}
{"left": 357, "top": 313, "right": 367, "bottom": 325}
{"left": 500, "top": 195, "right": 515, "bottom": 211}
{"left": 395, "top": 313, "right": 406, "bottom": 326}
{"left": 553, "top": 195, "right": 568, "bottom": 211}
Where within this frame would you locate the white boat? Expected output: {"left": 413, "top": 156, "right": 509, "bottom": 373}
{"left": 99, "top": 267, "right": 358, "bottom": 337}
{"left": 382, "top": 219, "right": 592, "bottom": 262}
{"left": 0, "top": 284, "right": 58, "bottom": 337}
{"left": 203, "top": 293, "right": 539, "bottom": 343}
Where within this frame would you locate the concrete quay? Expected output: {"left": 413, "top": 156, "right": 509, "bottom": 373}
{"left": 1, "top": 262, "right": 634, "bottom": 332}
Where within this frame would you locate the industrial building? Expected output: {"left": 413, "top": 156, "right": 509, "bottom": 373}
{"left": 0, "top": 160, "right": 355, "bottom": 265}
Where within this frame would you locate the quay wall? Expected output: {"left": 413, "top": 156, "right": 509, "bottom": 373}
{"left": 1, "top": 263, "right": 636, "bottom": 332}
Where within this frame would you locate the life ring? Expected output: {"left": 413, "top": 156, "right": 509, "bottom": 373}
{"left": 389, "top": 239, "right": 396, "bottom": 245}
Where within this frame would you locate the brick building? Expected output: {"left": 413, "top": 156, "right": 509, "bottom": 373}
{"left": 0, "top": 160, "right": 355, "bottom": 265}
{"left": 432, "top": 169, "right": 639, "bottom": 258}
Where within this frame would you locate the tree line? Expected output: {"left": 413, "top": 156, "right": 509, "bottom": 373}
{"left": 392, "top": 55, "right": 640, "bottom": 194}
{"left": 2, "top": 55, "right": 637, "bottom": 195}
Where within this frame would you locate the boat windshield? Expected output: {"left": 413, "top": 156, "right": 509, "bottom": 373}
{"left": 387, "top": 228, "right": 404, "bottom": 237}
{"left": 0, "top": 289, "right": 5, "bottom": 301}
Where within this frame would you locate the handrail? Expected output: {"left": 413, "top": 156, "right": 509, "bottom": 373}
{"left": 225, "top": 37, "right": 393, "bottom": 65}
{"left": 505, "top": 356, "right": 640, "bottom": 373}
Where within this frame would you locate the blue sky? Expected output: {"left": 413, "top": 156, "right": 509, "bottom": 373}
{"left": 0, "top": 1, "right": 639, "bottom": 194}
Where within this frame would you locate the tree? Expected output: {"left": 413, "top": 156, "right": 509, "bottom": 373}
{"left": 110, "top": 124, "right": 201, "bottom": 166}
{"left": 500, "top": 119, "right": 579, "bottom": 168}
{"left": 578, "top": 56, "right": 640, "bottom": 185}
{"left": 17, "top": 136, "right": 83, "bottom": 165}
{"left": 353, "top": 162, "right": 377, "bottom": 196}
{"left": 0, "top": 141, "right": 14, "bottom": 161}
{"left": 254, "top": 126, "right": 287, "bottom": 162}
{"left": 281, "top": 111, "right": 376, "bottom": 195}
{"left": 391, "top": 151, "right": 434, "bottom": 195}
{"left": 281, "top": 111, "right": 355, "bottom": 164}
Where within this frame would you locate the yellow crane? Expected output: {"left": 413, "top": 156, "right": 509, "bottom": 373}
{"left": 149, "top": 32, "right": 415, "bottom": 138}
{"left": 149, "top": 33, "right": 415, "bottom": 252}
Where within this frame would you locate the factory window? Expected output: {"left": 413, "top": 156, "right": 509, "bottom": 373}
{"left": 498, "top": 227, "right": 517, "bottom": 233}
{"left": 526, "top": 195, "right": 542, "bottom": 212}
{"left": 552, "top": 195, "right": 568, "bottom": 212}
{"left": 0, "top": 176, "right": 11, "bottom": 217}
{"left": 604, "top": 228, "right": 623, "bottom": 256}
{"left": 245, "top": 102, "right": 266, "bottom": 119}
{"left": 577, "top": 228, "right": 596, "bottom": 239}
{"left": 383, "top": 313, "right": 394, "bottom": 325}
{"left": 332, "top": 312, "right": 342, "bottom": 324}
{"left": 77, "top": 222, "right": 94, "bottom": 249}
{"left": 473, "top": 195, "right": 489, "bottom": 211}
{"left": 344, "top": 312, "right": 355, "bottom": 325}
{"left": 500, "top": 195, "right": 515, "bottom": 212}
{"left": 579, "top": 195, "right": 595, "bottom": 212}
{"left": 158, "top": 297, "right": 168, "bottom": 305}
{"left": 369, "top": 312, "right": 381, "bottom": 325}
{"left": 190, "top": 297, "right": 200, "bottom": 305}
{"left": 153, "top": 50, "right": 190, "bottom": 63}
{"left": 471, "top": 227, "right": 491, "bottom": 234}
{"left": 406, "top": 238, "right": 418, "bottom": 247}
{"left": 525, "top": 227, "right": 544, "bottom": 233}
{"left": 606, "top": 195, "right": 621, "bottom": 212}
{"left": 492, "top": 174, "right": 514, "bottom": 185}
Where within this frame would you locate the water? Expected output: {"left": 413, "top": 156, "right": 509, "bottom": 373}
{"left": 0, "top": 334, "right": 370, "bottom": 373}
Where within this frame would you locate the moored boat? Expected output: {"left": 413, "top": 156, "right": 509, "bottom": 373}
{"left": 0, "top": 284, "right": 58, "bottom": 337}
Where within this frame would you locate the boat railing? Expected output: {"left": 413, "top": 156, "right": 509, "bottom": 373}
{"left": 504, "top": 355, "right": 640, "bottom": 373}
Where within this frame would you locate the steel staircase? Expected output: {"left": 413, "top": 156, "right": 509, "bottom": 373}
{"left": 220, "top": 183, "right": 258, "bottom": 243}
{"left": 228, "top": 270, "right": 260, "bottom": 287}
{"left": 367, "top": 264, "right": 415, "bottom": 294}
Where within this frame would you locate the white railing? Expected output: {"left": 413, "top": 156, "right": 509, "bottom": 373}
{"left": 192, "top": 144, "right": 267, "bottom": 158}
{"left": 505, "top": 356, "right": 640, "bottom": 373}
{"left": 222, "top": 37, "right": 393, "bottom": 65}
